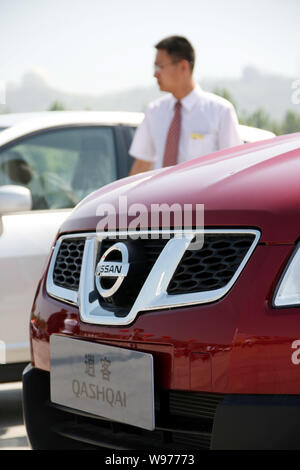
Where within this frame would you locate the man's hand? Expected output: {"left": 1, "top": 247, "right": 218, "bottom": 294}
{"left": 129, "top": 158, "right": 153, "bottom": 176}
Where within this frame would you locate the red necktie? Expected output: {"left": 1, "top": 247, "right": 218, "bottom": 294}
{"left": 162, "top": 101, "right": 182, "bottom": 167}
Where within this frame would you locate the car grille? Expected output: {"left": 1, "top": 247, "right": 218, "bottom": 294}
{"left": 52, "top": 232, "right": 255, "bottom": 295}
{"left": 169, "top": 390, "right": 222, "bottom": 421}
{"left": 52, "top": 237, "right": 169, "bottom": 297}
{"left": 48, "top": 229, "right": 259, "bottom": 318}
{"left": 167, "top": 234, "right": 255, "bottom": 295}
{"left": 53, "top": 238, "right": 85, "bottom": 291}
{"left": 51, "top": 389, "right": 224, "bottom": 450}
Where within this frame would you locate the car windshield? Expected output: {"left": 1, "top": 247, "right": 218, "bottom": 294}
{"left": 0, "top": 126, "right": 117, "bottom": 210}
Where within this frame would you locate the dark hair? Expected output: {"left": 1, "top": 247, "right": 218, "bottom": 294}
{"left": 155, "top": 36, "right": 195, "bottom": 71}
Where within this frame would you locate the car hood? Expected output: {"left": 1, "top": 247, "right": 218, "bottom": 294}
{"left": 60, "top": 133, "right": 300, "bottom": 243}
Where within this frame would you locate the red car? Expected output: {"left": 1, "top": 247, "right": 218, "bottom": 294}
{"left": 23, "top": 132, "right": 300, "bottom": 450}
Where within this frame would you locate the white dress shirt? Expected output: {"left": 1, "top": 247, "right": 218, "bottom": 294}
{"left": 129, "top": 85, "right": 242, "bottom": 169}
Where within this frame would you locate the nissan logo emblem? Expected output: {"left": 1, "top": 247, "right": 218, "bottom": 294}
{"left": 95, "top": 242, "right": 129, "bottom": 298}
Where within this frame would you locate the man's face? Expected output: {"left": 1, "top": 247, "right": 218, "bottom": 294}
{"left": 153, "top": 49, "right": 181, "bottom": 93}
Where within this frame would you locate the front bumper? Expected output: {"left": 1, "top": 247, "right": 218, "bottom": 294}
{"left": 23, "top": 364, "right": 300, "bottom": 450}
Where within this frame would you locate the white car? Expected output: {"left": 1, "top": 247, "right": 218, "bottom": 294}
{"left": 0, "top": 111, "right": 142, "bottom": 381}
{"left": 0, "top": 111, "right": 275, "bottom": 381}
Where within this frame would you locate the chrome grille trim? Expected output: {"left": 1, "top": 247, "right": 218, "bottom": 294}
{"left": 46, "top": 229, "right": 260, "bottom": 325}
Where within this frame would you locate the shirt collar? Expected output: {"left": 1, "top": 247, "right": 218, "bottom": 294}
{"left": 168, "top": 84, "right": 205, "bottom": 111}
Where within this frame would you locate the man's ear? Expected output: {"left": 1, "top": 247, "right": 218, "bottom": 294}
{"left": 180, "top": 59, "right": 191, "bottom": 74}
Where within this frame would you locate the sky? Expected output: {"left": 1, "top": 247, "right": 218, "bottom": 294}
{"left": 1, "top": 0, "right": 300, "bottom": 95}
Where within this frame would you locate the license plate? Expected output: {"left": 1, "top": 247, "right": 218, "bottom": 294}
{"left": 50, "top": 335, "right": 155, "bottom": 430}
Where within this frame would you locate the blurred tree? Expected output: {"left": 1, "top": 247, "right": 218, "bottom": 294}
{"left": 242, "top": 108, "right": 271, "bottom": 130}
{"left": 281, "top": 111, "right": 300, "bottom": 134}
{"left": 213, "top": 87, "right": 237, "bottom": 109}
{"left": 211, "top": 87, "right": 300, "bottom": 135}
{"left": 269, "top": 120, "right": 282, "bottom": 136}
{"left": 48, "top": 100, "right": 66, "bottom": 111}
{"left": 239, "top": 107, "right": 283, "bottom": 135}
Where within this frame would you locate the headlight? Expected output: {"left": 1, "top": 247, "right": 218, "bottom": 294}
{"left": 274, "top": 244, "right": 300, "bottom": 307}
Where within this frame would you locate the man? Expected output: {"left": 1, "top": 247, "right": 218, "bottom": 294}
{"left": 129, "top": 36, "right": 242, "bottom": 175}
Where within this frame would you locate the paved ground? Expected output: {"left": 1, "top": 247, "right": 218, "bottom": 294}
{"left": 0, "top": 382, "right": 30, "bottom": 450}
